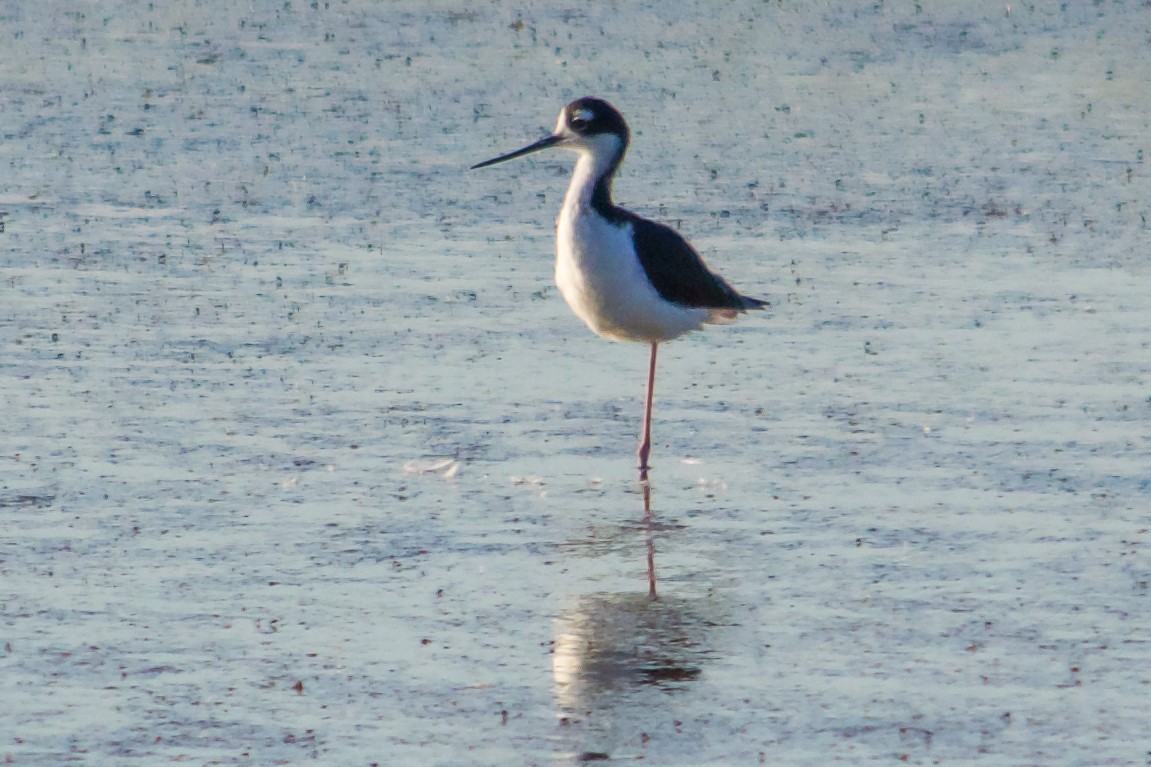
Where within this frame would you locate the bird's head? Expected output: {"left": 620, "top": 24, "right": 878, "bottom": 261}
{"left": 471, "top": 97, "right": 630, "bottom": 170}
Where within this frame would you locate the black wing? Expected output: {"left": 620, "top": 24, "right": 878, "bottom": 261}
{"left": 626, "top": 213, "right": 766, "bottom": 310}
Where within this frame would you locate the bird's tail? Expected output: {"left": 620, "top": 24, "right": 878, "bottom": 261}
{"left": 706, "top": 294, "right": 769, "bottom": 324}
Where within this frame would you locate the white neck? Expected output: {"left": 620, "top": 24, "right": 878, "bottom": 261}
{"left": 561, "top": 133, "right": 624, "bottom": 213}
{"left": 562, "top": 152, "right": 600, "bottom": 212}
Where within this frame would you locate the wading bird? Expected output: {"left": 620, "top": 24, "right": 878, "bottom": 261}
{"left": 472, "top": 97, "right": 766, "bottom": 476}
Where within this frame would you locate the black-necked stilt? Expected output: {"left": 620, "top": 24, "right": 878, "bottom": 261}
{"left": 472, "top": 97, "right": 767, "bottom": 476}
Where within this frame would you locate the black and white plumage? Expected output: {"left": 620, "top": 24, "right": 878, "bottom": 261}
{"left": 472, "top": 97, "right": 766, "bottom": 474}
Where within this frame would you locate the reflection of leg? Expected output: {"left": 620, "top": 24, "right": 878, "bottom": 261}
{"left": 646, "top": 531, "right": 658, "bottom": 600}
{"left": 637, "top": 341, "right": 658, "bottom": 473}
{"left": 641, "top": 459, "right": 656, "bottom": 599}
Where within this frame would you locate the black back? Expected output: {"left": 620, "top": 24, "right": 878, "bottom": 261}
{"left": 626, "top": 213, "right": 762, "bottom": 310}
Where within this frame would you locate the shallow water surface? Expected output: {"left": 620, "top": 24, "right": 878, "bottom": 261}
{"left": 2, "top": 2, "right": 1149, "bottom": 764}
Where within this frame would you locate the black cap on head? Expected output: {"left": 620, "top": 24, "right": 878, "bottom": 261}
{"left": 564, "top": 97, "right": 629, "bottom": 141}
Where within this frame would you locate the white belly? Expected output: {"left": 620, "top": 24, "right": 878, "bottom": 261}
{"left": 555, "top": 209, "right": 708, "bottom": 343}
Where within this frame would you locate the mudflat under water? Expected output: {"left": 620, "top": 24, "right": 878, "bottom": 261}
{"left": 2, "top": 2, "right": 1149, "bottom": 764}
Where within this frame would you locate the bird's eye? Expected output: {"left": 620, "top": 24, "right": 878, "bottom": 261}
{"left": 569, "top": 108, "right": 595, "bottom": 131}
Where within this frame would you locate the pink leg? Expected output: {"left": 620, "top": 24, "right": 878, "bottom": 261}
{"left": 639, "top": 343, "right": 659, "bottom": 593}
{"left": 637, "top": 341, "right": 658, "bottom": 476}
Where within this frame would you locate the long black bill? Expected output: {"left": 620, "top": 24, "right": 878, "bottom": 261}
{"left": 471, "top": 134, "right": 563, "bottom": 170}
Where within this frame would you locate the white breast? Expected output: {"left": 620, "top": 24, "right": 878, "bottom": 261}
{"left": 555, "top": 206, "right": 708, "bottom": 343}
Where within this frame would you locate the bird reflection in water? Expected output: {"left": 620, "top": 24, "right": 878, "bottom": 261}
{"left": 544, "top": 417, "right": 732, "bottom": 758}
{"left": 550, "top": 587, "right": 720, "bottom": 761}
{"left": 552, "top": 590, "right": 711, "bottom": 709}
{"left": 552, "top": 475, "right": 723, "bottom": 758}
